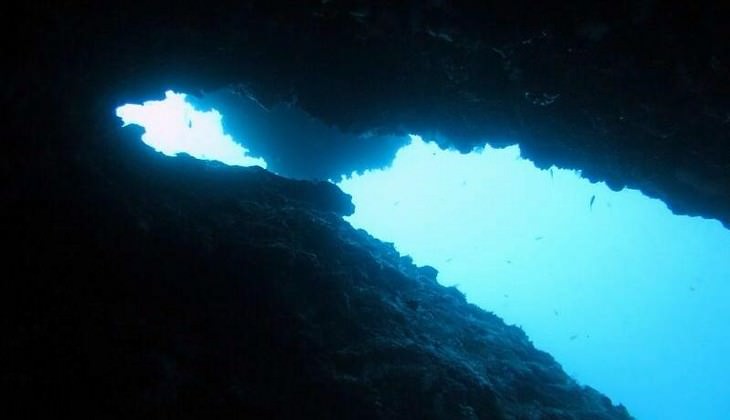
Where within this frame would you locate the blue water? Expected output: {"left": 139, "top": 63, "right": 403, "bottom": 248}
{"left": 118, "top": 92, "right": 730, "bottom": 420}
{"left": 116, "top": 91, "right": 267, "bottom": 168}
{"left": 338, "top": 135, "right": 730, "bottom": 420}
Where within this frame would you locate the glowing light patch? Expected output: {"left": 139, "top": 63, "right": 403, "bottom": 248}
{"left": 338, "top": 134, "right": 730, "bottom": 420}
{"left": 116, "top": 90, "right": 267, "bottom": 168}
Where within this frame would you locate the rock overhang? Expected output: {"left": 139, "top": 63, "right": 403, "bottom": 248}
{"left": 9, "top": 1, "right": 730, "bottom": 227}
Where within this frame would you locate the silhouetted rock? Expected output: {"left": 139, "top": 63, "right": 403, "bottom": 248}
{"left": 4, "top": 119, "right": 631, "bottom": 417}
{"left": 10, "top": 1, "right": 726, "bottom": 418}
{"left": 10, "top": 0, "right": 728, "bottom": 225}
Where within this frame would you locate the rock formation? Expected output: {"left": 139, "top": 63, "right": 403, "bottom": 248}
{"left": 8, "top": 1, "right": 726, "bottom": 417}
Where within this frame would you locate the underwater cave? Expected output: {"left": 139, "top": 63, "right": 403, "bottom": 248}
{"left": 7, "top": 2, "right": 730, "bottom": 419}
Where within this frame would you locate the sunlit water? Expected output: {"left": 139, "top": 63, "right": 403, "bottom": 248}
{"left": 338, "top": 135, "right": 730, "bottom": 420}
{"left": 118, "top": 92, "right": 730, "bottom": 420}
{"left": 116, "top": 90, "right": 267, "bottom": 168}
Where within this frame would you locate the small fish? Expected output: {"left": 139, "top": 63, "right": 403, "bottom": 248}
{"left": 549, "top": 168, "right": 554, "bottom": 178}
{"left": 553, "top": 310, "right": 559, "bottom": 316}
{"left": 589, "top": 194, "right": 596, "bottom": 210}
{"left": 535, "top": 236, "right": 543, "bottom": 241}
{"left": 569, "top": 334, "right": 579, "bottom": 341}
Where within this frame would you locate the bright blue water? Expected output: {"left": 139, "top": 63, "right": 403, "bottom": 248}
{"left": 116, "top": 91, "right": 267, "bottom": 168}
{"left": 118, "top": 92, "right": 730, "bottom": 420}
{"left": 338, "top": 135, "right": 730, "bottom": 420}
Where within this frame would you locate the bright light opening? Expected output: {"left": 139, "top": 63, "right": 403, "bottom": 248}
{"left": 337, "top": 134, "right": 730, "bottom": 420}
{"left": 116, "top": 90, "right": 267, "bottom": 168}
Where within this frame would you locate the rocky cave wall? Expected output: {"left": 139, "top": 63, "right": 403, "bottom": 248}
{"left": 4, "top": 117, "right": 632, "bottom": 417}
{"left": 9, "top": 0, "right": 729, "bottom": 225}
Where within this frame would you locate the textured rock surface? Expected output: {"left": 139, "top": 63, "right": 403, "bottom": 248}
{"left": 8, "top": 0, "right": 729, "bottom": 226}
{"left": 4, "top": 116, "right": 630, "bottom": 418}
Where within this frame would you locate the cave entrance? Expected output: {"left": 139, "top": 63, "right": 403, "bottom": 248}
{"left": 116, "top": 90, "right": 268, "bottom": 168}
{"left": 117, "top": 90, "right": 730, "bottom": 420}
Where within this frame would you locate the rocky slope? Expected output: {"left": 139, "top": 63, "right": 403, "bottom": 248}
{"left": 4, "top": 111, "right": 630, "bottom": 417}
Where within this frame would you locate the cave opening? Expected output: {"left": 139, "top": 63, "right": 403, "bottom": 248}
{"left": 116, "top": 90, "right": 268, "bottom": 168}
{"left": 117, "top": 90, "right": 730, "bottom": 420}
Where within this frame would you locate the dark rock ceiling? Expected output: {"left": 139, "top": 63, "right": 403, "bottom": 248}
{"left": 9, "top": 0, "right": 730, "bottom": 226}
